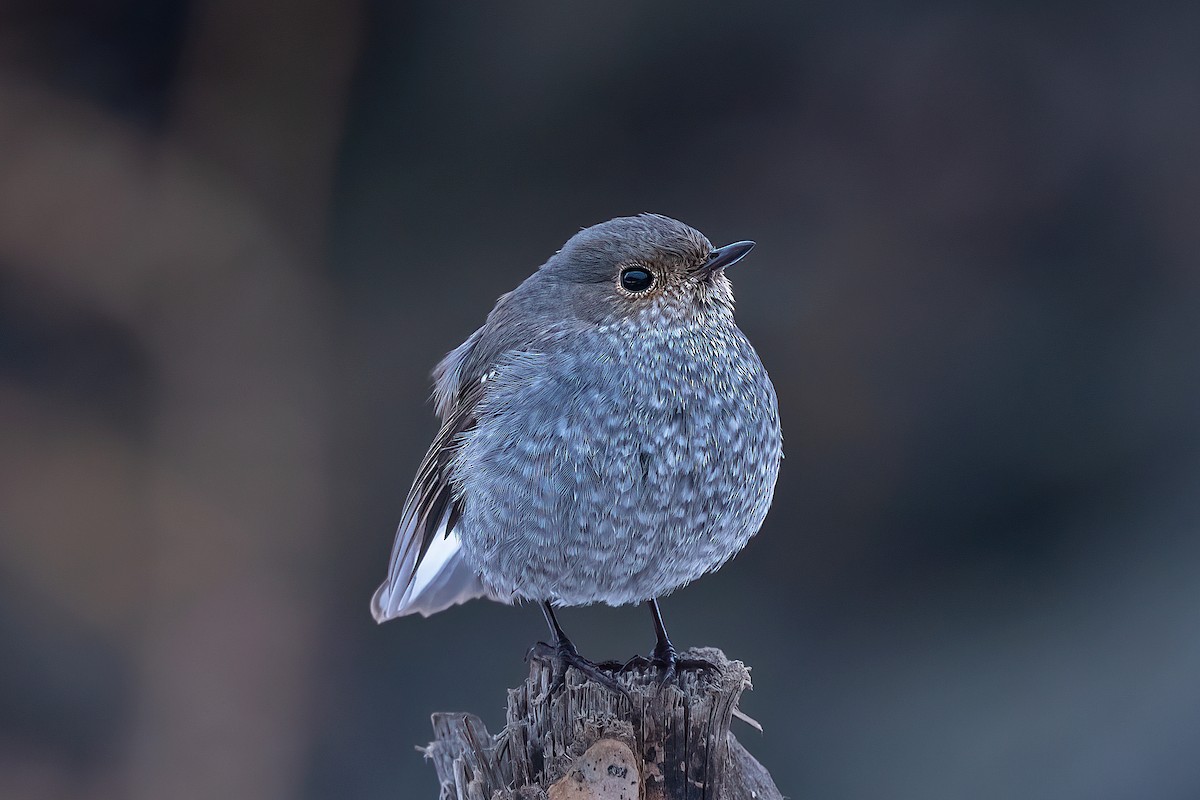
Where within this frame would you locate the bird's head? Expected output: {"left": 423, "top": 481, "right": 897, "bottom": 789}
{"left": 539, "top": 214, "right": 755, "bottom": 328}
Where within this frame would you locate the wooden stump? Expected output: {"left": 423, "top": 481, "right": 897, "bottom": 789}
{"left": 423, "top": 647, "right": 783, "bottom": 800}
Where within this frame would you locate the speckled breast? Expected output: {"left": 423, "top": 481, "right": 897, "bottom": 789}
{"left": 454, "top": 310, "right": 782, "bottom": 606}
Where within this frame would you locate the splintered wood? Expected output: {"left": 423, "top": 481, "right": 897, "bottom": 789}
{"left": 422, "top": 647, "right": 783, "bottom": 800}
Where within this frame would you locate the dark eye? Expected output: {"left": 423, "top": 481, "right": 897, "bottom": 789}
{"left": 620, "top": 267, "right": 655, "bottom": 293}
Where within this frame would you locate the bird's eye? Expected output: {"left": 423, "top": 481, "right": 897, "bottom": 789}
{"left": 619, "top": 267, "right": 655, "bottom": 293}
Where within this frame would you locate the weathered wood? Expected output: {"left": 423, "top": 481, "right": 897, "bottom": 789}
{"left": 423, "top": 647, "right": 783, "bottom": 800}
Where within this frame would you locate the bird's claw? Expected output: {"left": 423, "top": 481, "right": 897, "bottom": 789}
{"left": 527, "top": 639, "right": 629, "bottom": 700}
{"left": 603, "top": 646, "right": 720, "bottom": 689}
{"left": 647, "top": 644, "right": 719, "bottom": 687}
{"left": 617, "top": 654, "right": 652, "bottom": 674}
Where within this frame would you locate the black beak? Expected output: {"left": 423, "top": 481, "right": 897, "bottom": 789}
{"left": 700, "top": 240, "right": 755, "bottom": 275}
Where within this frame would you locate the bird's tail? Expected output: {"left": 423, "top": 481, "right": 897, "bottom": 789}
{"left": 371, "top": 517, "right": 489, "bottom": 621}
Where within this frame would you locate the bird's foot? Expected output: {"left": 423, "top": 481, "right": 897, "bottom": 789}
{"left": 607, "top": 654, "right": 651, "bottom": 674}
{"left": 604, "top": 646, "right": 720, "bottom": 684}
{"left": 526, "top": 640, "right": 629, "bottom": 700}
{"left": 621, "top": 643, "right": 719, "bottom": 686}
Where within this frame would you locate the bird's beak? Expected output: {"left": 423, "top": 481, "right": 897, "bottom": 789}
{"left": 699, "top": 241, "right": 755, "bottom": 276}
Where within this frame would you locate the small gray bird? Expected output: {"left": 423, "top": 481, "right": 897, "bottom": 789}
{"left": 372, "top": 213, "right": 781, "bottom": 686}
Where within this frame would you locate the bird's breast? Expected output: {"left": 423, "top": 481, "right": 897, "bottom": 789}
{"left": 453, "top": 313, "right": 781, "bottom": 605}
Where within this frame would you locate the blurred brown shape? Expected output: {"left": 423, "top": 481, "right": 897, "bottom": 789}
{"left": 0, "top": 2, "right": 361, "bottom": 799}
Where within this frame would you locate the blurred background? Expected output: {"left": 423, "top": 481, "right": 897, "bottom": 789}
{"left": 2, "top": 2, "right": 1199, "bottom": 798}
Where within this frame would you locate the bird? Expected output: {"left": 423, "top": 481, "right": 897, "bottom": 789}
{"left": 372, "top": 213, "right": 782, "bottom": 690}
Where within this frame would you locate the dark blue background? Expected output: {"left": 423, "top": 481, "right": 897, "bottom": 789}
{"left": 2, "top": 2, "right": 1198, "bottom": 798}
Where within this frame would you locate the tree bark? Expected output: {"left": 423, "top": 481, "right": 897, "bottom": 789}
{"left": 424, "top": 647, "right": 783, "bottom": 800}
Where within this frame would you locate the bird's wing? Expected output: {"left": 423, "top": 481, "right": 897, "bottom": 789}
{"left": 370, "top": 375, "right": 487, "bottom": 621}
{"left": 371, "top": 276, "right": 561, "bottom": 621}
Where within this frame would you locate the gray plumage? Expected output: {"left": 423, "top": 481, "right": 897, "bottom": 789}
{"left": 372, "top": 214, "right": 782, "bottom": 621}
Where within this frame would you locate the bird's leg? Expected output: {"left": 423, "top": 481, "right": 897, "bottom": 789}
{"left": 527, "top": 602, "right": 627, "bottom": 698}
{"left": 640, "top": 598, "right": 719, "bottom": 684}
{"left": 649, "top": 597, "right": 677, "bottom": 673}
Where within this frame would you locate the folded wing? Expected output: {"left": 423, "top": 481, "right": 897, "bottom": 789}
{"left": 371, "top": 377, "right": 488, "bottom": 621}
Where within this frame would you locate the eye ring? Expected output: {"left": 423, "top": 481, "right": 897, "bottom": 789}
{"left": 619, "top": 266, "right": 655, "bottom": 293}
